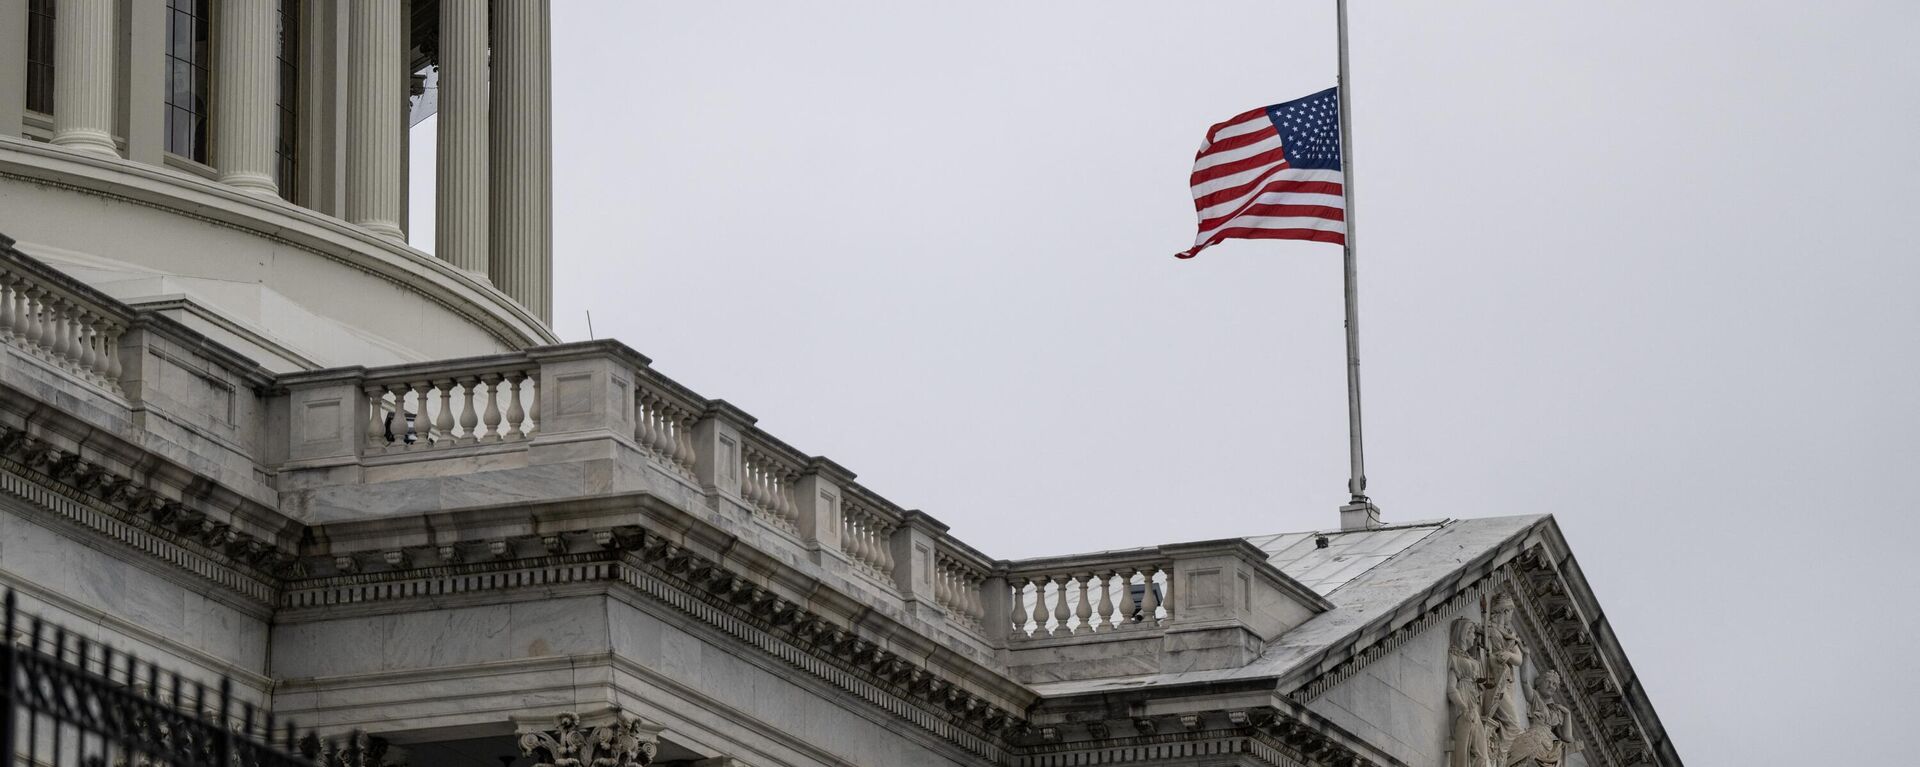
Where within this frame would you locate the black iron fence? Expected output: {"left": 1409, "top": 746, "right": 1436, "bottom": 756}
{"left": 0, "top": 591, "right": 335, "bottom": 767}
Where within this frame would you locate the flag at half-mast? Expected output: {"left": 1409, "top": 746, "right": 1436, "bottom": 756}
{"left": 1177, "top": 87, "right": 1345, "bottom": 259}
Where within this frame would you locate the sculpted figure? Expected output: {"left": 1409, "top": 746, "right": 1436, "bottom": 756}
{"left": 1482, "top": 594, "right": 1527, "bottom": 755}
{"left": 1505, "top": 670, "right": 1585, "bottom": 766}
{"left": 1447, "top": 617, "right": 1491, "bottom": 767}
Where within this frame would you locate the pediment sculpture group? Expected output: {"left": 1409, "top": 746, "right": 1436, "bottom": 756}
{"left": 1447, "top": 593, "right": 1584, "bottom": 767}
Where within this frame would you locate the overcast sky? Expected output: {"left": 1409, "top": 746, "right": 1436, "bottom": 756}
{"left": 411, "top": 2, "right": 1918, "bottom": 761}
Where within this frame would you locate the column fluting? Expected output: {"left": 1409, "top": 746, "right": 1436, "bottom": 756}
{"left": 50, "top": 0, "right": 116, "bottom": 155}
{"left": 437, "top": 0, "right": 489, "bottom": 273}
{"left": 213, "top": 0, "right": 279, "bottom": 194}
{"left": 346, "top": 0, "right": 405, "bottom": 239}
{"left": 490, "top": 0, "right": 553, "bottom": 323}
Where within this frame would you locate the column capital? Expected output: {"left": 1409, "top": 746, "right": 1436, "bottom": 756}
{"left": 515, "top": 710, "right": 660, "bottom": 767}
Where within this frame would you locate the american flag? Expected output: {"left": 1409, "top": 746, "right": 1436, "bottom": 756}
{"left": 1178, "top": 87, "right": 1345, "bottom": 259}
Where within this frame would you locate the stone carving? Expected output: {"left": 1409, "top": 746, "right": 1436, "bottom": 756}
{"left": 1505, "top": 671, "right": 1584, "bottom": 766}
{"left": 519, "top": 711, "right": 658, "bottom": 767}
{"left": 1445, "top": 593, "right": 1584, "bottom": 767}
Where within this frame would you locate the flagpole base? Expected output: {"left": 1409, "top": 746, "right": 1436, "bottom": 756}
{"left": 1340, "top": 499, "right": 1382, "bottom": 532}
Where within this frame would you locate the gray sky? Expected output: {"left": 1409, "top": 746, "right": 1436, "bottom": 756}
{"left": 414, "top": 2, "right": 1919, "bottom": 761}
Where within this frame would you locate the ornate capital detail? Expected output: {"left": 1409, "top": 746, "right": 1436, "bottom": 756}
{"left": 518, "top": 711, "right": 659, "bottom": 767}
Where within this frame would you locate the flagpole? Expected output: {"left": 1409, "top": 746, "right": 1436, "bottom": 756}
{"left": 1336, "top": 0, "right": 1380, "bottom": 529}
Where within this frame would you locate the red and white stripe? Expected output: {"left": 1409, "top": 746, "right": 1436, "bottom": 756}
{"left": 1177, "top": 107, "right": 1345, "bottom": 258}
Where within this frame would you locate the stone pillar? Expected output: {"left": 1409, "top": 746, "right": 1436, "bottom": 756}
{"left": 213, "top": 0, "right": 279, "bottom": 194}
{"left": 51, "top": 0, "right": 116, "bottom": 155}
{"left": 490, "top": 0, "right": 553, "bottom": 322}
{"left": 436, "top": 0, "right": 488, "bottom": 273}
{"left": 345, "top": 0, "right": 404, "bottom": 239}
{"left": 298, "top": 0, "right": 346, "bottom": 214}
{"left": 0, "top": 0, "right": 26, "bottom": 139}
{"left": 123, "top": 0, "right": 166, "bottom": 164}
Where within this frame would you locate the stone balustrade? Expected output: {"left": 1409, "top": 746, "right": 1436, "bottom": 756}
{"left": 1006, "top": 556, "right": 1173, "bottom": 640}
{"left": 363, "top": 361, "right": 540, "bottom": 451}
{"left": 840, "top": 492, "right": 899, "bottom": 581}
{"left": 935, "top": 547, "right": 992, "bottom": 630}
{"left": 631, "top": 375, "right": 699, "bottom": 481}
{"left": 738, "top": 434, "right": 805, "bottom": 533}
{"left": 0, "top": 241, "right": 129, "bottom": 392}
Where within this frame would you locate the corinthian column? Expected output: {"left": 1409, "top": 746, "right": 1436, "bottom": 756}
{"left": 214, "top": 0, "right": 279, "bottom": 194}
{"left": 346, "top": 0, "right": 405, "bottom": 240}
{"left": 50, "top": 0, "right": 116, "bottom": 156}
{"left": 437, "top": 0, "right": 489, "bottom": 273}
{"left": 490, "top": 0, "right": 553, "bottom": 323}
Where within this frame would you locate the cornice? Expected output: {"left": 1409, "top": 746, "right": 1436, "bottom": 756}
{"left": 277, "top": 526, "right": 1028, "bottom": 763}
{"left": 1009, "top": 703, "right": 1399, "bottom": 767}
{"left": 0, "top": 142, "right": 556, "bottom": 351}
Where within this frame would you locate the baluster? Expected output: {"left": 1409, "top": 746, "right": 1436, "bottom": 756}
{"left": 1030, "top": 576, "right": 1050, "bottom": 635}
{"left": 674, "top": 411, "right": 697, "bottom": 471}
{"left": 1157, "top": 566, "right": 1173, "bottom": 623}
{"left": 407, "top": 381, "right": 430, "bottom": 446}
{"left": 1118, "top": 568, "right": 1139, "bottom": 626}
{"left": 1011, "top": 581, "right": 1029, "bottom": 636}
{"left": 1094, "top": 571, "right": 1116, "bottom": 631}
{"left": 365, "top": 384, "right": 387, "bottom": 447}
{"left": 637, "top": 394, "right": 660, "bottom": 453}
{"left": 480, "top": 373, "right": 504, "bottom": 441}
{"left": 73, "top": 311, "right": 96, "bottom": 375}
{"left": 456, "top": 376, "right": 481, "bottom": 442}
{"left": 966, "top": 574, "right": 984, "bottom": 623}
{"left": 434, "top": 379, "right": 456, "bottom": 443}
{"left": 938, "top": 564, "right": 954, "bottom": 612}
{"left": 1073, "top": 574, "right": 1093, "bottom": 633}
{"left": 525, "top": 371, "right": 540, "bottom": 436}
{"left": 103, "top": 325, "right": 122, "bottom": 384}
{"left": 22, "top": 287, "right": 45, "bottom": 350}
{"left": 1047, "top": 575, "right": 1069, "bottom": 635}
{"left": 0, "top": 274, "right": 15, "bottom": 340}
{"left": 58, "top": 300, "right": 80, "bottom": 367}
{"left": 49, "top": 297, "right": 73, "bottom": 365}
{"left": 505, "top": 371, "right": 528, "bottom": 439}
{"left": 879, "top": 524, "right": 897, "bottom": 572}
{"left": 1140, "top": 566, "right": 1161, "bottom": 625}
{"left": 851, "top": 515, "right": 872, "bottom": 569}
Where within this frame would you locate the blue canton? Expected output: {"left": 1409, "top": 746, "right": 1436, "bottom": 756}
{"left": 1265, "top": 87, "right": 1342, "bottom": 171}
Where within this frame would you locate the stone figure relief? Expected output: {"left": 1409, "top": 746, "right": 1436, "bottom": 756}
{"left": 1445, "top": 593, "right": 1584, "bottom": 767}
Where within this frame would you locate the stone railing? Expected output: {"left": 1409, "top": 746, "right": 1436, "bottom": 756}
{"left": 1006, "top": 553, "right": 1173, "bottom": 640}
{"left": 935, "top": 544, "right": 993, "bottom": 631}
{"left": 840, "top": 489, "right": 900, "bottom": 581}
{"left": 362, "top": 357, "right": 540, "bottom": 451}
{"left": 630, "top": 373, "right": 700, "bottom": 481}
{"left": 738, "top": 430, "right": 806, "bottom": 534}
{"left": 0, "top": 237, "right": 130, "bottom": 392}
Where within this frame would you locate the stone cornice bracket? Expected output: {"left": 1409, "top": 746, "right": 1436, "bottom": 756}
{"left": 0, "top": 425, "right": 295, "bottom": 604}
{"left": 517, "top": 710, "right": 661, "bottom": 767}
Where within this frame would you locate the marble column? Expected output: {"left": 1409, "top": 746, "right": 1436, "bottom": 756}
{"left": 346, "top": 0, "right": 405, "bottom": 240}
{"left": 490, "top": 0, "right": 553, "bottom": 323}
{"left": 436, "top": 0, "right": 489, "bottom": 273}
{"left": 214, "top": 0, "right": 280, "bottom": 194}
{"left": 50, "top": 0, "right": 116, "bottom": 156}
{"left": 0, "top": 0, "right": 26, "bottom": 139}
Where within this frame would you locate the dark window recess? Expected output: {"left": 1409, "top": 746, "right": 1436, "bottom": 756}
{"left": 26, "top": 0, "right": 55, "bottom": 115}
{"left": 164, "top": 0, "right": 212, "bottom": 162}
{"left": 276, "top": 0, "right": 300, "bottom": 199}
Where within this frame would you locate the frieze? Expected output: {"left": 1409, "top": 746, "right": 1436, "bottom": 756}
{"left": 279, "top": 523, "right": 1028, "bottom": 761}
{"left": 0, "top": 426, "right": 288, "bottom": 607}
{"left": 1010, "top": 706, "right": 1380, "bottom": 767}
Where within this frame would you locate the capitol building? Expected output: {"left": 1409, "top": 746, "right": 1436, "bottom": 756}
{"left": 0, "top": 3, "right": 1680, "bottom": 766}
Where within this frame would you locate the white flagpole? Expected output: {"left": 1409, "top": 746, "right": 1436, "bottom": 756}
{"left": 1336, "top": 0, "right": 1380, "bottom": 529}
